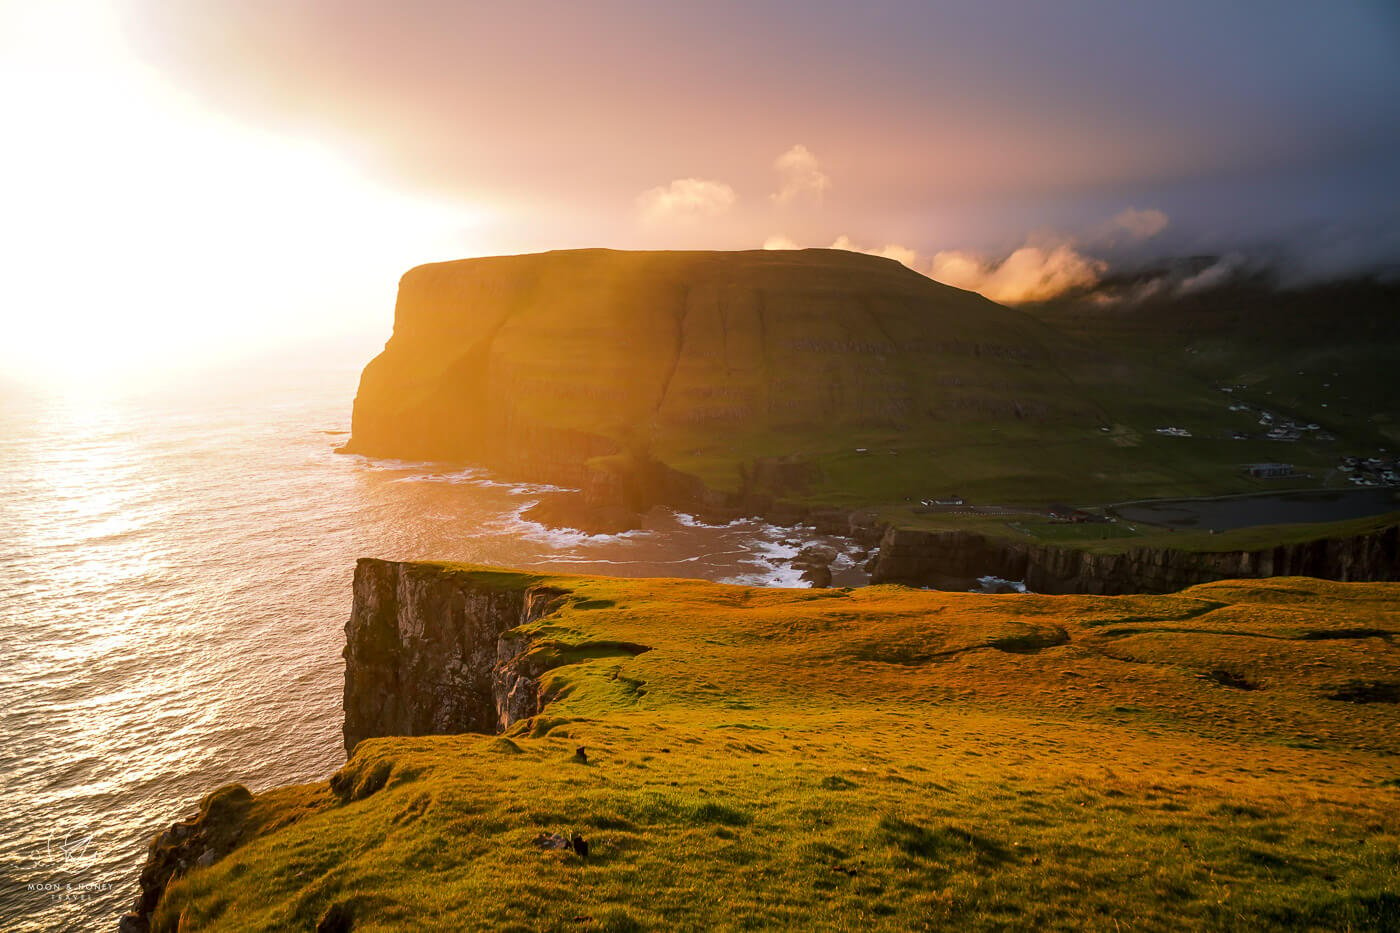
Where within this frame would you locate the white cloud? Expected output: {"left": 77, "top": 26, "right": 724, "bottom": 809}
{"left": 763, "top": 234, "right": 800, "bottom": 250}
{"left": 930, "top": 245, "right": 1105, "bottom": 303}
{"left": 789, "top": 206, "right": 1168, "bottom": 303}
{"left": 636, "top": 177, "right": 736, "bottom": 222}
{"left": 1107, "top": 206, "right": 1169, "bottom": 242}
{"left": 829, "top": 235, "right": 919, "bottom": 269}
{"left": 771, "top": 144, "right": 830, "bottom": 205}
{"left": 826, "top": 233, "right": 1102, "bottom": 303}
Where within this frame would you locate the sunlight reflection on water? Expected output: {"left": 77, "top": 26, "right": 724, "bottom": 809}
{"left": 0, "top": 362, "right": 860, "bottom": 930}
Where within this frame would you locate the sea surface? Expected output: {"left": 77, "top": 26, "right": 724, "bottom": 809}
{"left": 0, "top": 353, "right": 863, "bottom": 931}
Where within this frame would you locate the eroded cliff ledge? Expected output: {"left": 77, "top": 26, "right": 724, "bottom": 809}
{"left": 871, "top": 522, "right": 1400, "bottom": 594}
{"left": 344, "top": 558, "right": 570, "bottom": 752}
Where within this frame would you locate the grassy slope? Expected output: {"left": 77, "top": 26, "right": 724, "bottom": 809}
{"left": 1028, "top": 277, "right": 1400, "bottom": 451}
{"left": 882, "top": 507, "right": 1400, "bottom": 555}
{"left": 157, "top": 568, "right": 1399, "bottom": 931}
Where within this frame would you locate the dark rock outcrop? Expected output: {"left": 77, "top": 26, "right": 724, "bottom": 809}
{"left": 119, "top": 785, "right": 254, "bottom": 932}
{"left": 344, "top": 558, "right": 566, "bottom": 753}
{"left": 791, "top": 544, "right": 838, "bottom": 588}
{"left": 871, "top": 523, "right": 1400, "bottom": 594}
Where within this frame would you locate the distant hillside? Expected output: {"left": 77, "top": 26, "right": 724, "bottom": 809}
{"left": 346, "top": 248, "right": 1359, "bottom": 517}
{"left": 1029, "top": 274, "right": 1400, "bottom": 449}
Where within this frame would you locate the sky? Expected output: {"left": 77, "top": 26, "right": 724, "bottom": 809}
{"left": 2, "top": 0, "right": 1398, "bottom": 387}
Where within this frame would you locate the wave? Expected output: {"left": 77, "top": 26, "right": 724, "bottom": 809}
{"left": 489, "top": 500, "right": 656, "bottom": 549}
{"left": 671, "top": 511, "right": 761, "bottom": 529}
{"left": 971, "top": 575, "right": 1028, "bottom": 594}
{"left": 341, "top": 456, "right": 578, "bottom": 496}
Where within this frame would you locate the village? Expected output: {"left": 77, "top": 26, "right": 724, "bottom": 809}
{"left": 1340, "top": 454, "right": 1400, "bottom": 487}
{"left": 1150, "top": 386, "right": 1340, "bottom": 445}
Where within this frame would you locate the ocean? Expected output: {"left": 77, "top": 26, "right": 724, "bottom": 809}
{"left": 0, "top": 351, "right": 863, "bottom": 931}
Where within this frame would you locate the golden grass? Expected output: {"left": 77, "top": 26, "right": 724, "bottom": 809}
{"left": 155, "top": 570, "right": 1400, "bottom": 931}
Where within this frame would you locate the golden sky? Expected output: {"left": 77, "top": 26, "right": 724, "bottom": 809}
{"left": 2, "top": 0, "right": 1397, "bottom": 388}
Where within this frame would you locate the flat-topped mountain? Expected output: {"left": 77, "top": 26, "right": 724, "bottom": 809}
{"left": 345, "top": 248, "right": 1271, "bottom": 514}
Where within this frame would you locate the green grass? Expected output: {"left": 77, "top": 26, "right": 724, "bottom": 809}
{"left": 1103, "top": 510, "right": 1400, "bottom": 555}
{"left": 153, "top": 569, "right": 1400, "bottom": 931}
{"left": 874, "top": 505, "right": 1399, "bottom": 558}
{"left": 1028, "top": 277, "right": 1400, "bottom": 450}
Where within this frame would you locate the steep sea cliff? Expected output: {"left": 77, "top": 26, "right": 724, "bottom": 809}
{"left": 344, "top": 559, "right": 568, "bottom": 751}
{"left": 870, "top": 522, "right": 1400, "bottom": 593}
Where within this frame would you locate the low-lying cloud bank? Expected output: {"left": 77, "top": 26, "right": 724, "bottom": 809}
{"left": 769, "top": 208, "right": 1171, "bottom": 303}
{"left": 927, "top": 242, "right": 1106, "bottom": 303}
{"left": 770, "top": 207, "right": 1400, "bottom": 304}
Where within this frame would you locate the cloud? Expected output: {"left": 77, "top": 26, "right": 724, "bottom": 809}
{"left": 829, "top": 235, "right": 919, "bottom": 268}
{"left": 929, "top": 244, "right": 1105, "bottom": 303}
{"left": 807, "top": 206, "right": 1169, "bottom": 303}
{"left": 1110, "top": 207, "right": 1169, "bottom": 241}
{"left": 763, "top": 234, "right": 800, "bottom": 250}
{"left": 826, "top": 233, "right": 1104, "bottom": 303}
{"left": 636, "top": 177, "right": 736, "bottom": 222}
{"left": 1177, "top": 253, "right": 1247, "bottom": 293}
{"left": 771, "top": 144, "right": 830, "bottom": 205}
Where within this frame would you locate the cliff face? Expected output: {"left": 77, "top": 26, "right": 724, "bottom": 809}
{"left": 346, "top": 249, "right": 1044, "bottom": 462}
{"left": 344, "top": 558, "right": 566, "bottom": 753}
{"left": 871, "top": 523, "right": 1400, "bottom": 594}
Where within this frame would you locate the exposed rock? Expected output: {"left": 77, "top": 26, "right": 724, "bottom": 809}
{"left": 520, "top": 492, "right": 641, "bottom": 535}
{"left": 344, "top": 558, "right": 567, "bottom": 753}
{"left": 789, "top": 544, "right": 839, "bottom": 588}
{"left": 534, "top": 831, "right": 573, "bottom": 850}
{"left": 870, "top": 523, "right": 1400, "bottom": 594}
{"left": 533, "top": 831, "right": 589, "bottom": 857}
{"left": 796, "top": 545, "right": 839, "bottom": 565}
{"left": 120, "top": 784, "right": 254, "bottom": 932}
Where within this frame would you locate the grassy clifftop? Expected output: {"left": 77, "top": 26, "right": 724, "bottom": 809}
{"left": 151, "top": 567, "right": 1399, "bottom": 930}
{"left": 347, "top": 249, "right": 1322, "bottom": 510}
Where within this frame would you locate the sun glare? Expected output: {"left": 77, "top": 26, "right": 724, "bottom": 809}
{"left": 0, "top": 0, "right": 490, "bottom": 392}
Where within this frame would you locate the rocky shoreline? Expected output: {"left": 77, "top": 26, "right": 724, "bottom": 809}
{"left": 512, "top": 469, "right": 1400, "bottom": 595}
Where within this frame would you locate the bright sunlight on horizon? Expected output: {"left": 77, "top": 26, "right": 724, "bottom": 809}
{"left": 0, "top": 0, "right": 492, "bottom": 392}
{"left": 4, "top": 0, "right": 1397, "bottom": 395}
